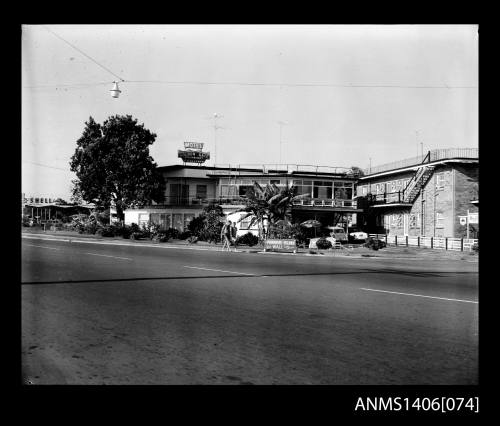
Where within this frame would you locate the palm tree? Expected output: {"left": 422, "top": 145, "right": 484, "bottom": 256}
{"left": 236, "top": 182, "right": 308, "bottom": 242}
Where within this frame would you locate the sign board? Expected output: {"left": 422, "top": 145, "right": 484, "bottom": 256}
{"left": 468, "top": 212, "right": 478, "bottom": 224}
{"left": 184, "top": 142, "right": 204, "bottom": 150}
{"left": 264, "top": 239, "right": 297, "bottom": 251}
{"left": 459, "top": 216, "right": 467, "bottom": 226}
{"left": 178, "top": 150, "right": 210, "bottom": 164}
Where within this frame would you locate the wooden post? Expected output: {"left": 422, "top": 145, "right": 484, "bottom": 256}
{"left": 461, "top": 238, "right": 464, "bottom": 251}
{"left": 445, "top": 237, "right": 448, "bottom": 250}
{"left": 395, "top": 235, "right": 398, "bottom": 246}
{"left": 431, "top": 237, "right": 433, "bottom": 249}
{"left": 417, "top": 236, "right": 420, "bottom": 247}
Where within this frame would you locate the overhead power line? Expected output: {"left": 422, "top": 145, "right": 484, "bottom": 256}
{"left": 43, "top": 25, "right": 125, "bottom": 82}
{"left": 125, "top": 80, "right": 477, "bottom": 89}
{"left": 24, "top": 78, "right": 478, "bottom": 91}
{"left": 23, "top": 160, "right": 70, "bottom": 172}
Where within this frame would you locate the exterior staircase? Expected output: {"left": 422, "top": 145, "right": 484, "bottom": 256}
{"left": 403, "top": 165, "right": 435, "bottom": 203}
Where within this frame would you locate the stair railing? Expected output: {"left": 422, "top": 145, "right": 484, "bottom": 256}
{"left": 402, "top": 151, "right": 431, "bottom": 202}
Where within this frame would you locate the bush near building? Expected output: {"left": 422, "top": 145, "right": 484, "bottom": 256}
{"left": 235, "top": 232, "right": 259, "bottom": 247}
{"left": 316, "top": 237, "right": 333, "bottom": 250}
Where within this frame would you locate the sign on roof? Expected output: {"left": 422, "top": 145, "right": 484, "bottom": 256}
{"left": 178, "top": 150, "right": 210, "bottom": 164}
{"left": 184, "top": 142, "right": 204, "bottom": 150}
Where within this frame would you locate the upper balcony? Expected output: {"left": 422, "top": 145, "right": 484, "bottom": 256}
{"left": 362, "top": 148, "right": 478, "bottom": 176}
{"left": 368, "top": 191, "right": 412, "bottom": 207}
{"left": 139, "top": 196, "right": 358, "bottom": 210}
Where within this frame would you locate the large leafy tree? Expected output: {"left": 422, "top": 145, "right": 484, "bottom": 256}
{"left": 237, "top": 182, "right": 307, "bottom": 241}
{"left": 70, "top": 115, "right": 165, "bottom": 222}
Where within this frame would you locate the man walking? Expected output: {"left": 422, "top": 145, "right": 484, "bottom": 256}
{"left": 221, "top": 220, "right": 232, "bottom": 251}
{"left": 230, "top": 221, "right": 238, "bottom": 252}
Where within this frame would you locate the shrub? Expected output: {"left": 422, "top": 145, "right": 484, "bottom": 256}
{"left": 69, "top": 214, "right": 101, "bottom": 234}
{"left": 316, "top": 237, "right": 332, "bottom": 250}
{"left": 187, "top": 235, "right": 198, "bottom": 244}
{"left": 235, "top": 232, "right": 259, "bottom": 247}
{"left": 472, "top": 243, "right": 478, "bottom": 252}
{"left": 187, "top": 215, "right": 206, "bottom": 237}
{"left": 179, "top": 230, "right": 192, "bottom": 240}
{"left": 151, "top": 231, "right": 169, "bottom": 243}
{"left": 166, "top": 228, "right": 180, "bottom": 240}
{"left": 96, "top": 225, "right": 115, "bottom": 237}
{"left": 111, "top": 223, "right": 132, "bottom": 239}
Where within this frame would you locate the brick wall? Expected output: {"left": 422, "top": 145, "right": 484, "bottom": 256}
{"left": 453, "top": 164, "right": 479, "bottom": 238}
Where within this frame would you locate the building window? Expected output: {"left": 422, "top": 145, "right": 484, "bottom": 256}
{"left": 435, "top": 173, "right": 445, "bottom": 190}
{"left": 196, "top": 185, "right": 207, "bottom": 199}
{"left": 240, "top": 216, "right": 253, "bottom": 230}
{"left": 172, "top": 214, "right": 183, "bottom": 231}
{"left": 436, "top": 212, "right": 444, "bottom": 228}
{"left": 170, "top": 184, "right": 189, "bottom": 203}
{"left": 333, "top": 181, "right": 353, "bottom": 199}
{"left": 138, "top": 213, "right": 149, "bottom": 227}
{"left": 409, "top": 214, "right": 417, "bottom": 228}
{"left": 184, "top": 214, "right": 195, "bottom": 231}
{"left": 270, "top": 179, "right": 281, "bottom": 185}
{"left": 150, "top": 213, "right": 171, "bottom": 230}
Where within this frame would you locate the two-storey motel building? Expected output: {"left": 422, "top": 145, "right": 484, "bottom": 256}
{"left": 124, "top": 164, "right": 363, "bottom": 236}
{"left": 355, "top": 148, "right": 479, "bottom": 239}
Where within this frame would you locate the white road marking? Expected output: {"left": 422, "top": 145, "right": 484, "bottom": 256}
{"left": 184, "top": 266, "right": 256, "bottom": 276}
{"left": 359, "top": 288, "right": 478, "bottom": 304}
{"left": 24, "top": 244, "right": 61, "bottom": 250}
{"left": 85, "top": 253, "right": 132, "bottom": 260}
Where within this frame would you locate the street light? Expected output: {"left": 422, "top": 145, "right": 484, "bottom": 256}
{"left": 110, "top": 82, "right": 121, "bottom": 98}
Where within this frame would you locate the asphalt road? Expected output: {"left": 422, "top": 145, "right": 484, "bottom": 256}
{"left": 21, "top": 237, "right": 478, "bottom": 385}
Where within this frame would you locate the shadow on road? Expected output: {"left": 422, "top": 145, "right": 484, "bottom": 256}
{"left": 21, "top": 268, "right": 477, "bottom": 286}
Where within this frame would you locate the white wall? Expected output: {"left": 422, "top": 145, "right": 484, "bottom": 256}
{"left": 226, "top": 211, "right": 259, "bottom": 237}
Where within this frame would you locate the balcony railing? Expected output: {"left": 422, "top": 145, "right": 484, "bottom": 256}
{"left": 370, "top": 192, "right": 409, "bottom": 205}
{"left": 145, "top": 196, "right": 247, "bottom": 207}
{"left": 138, "top": 196, "right": 357, "bottom": 209}
{"left": 363, "top": 148, "right": 478, "bottom": 176}
{"left": 292, "top": 198, "right": 357, "bottom": 208}
{"left": 208, "top": 163, "right": 355, "bottom": 176}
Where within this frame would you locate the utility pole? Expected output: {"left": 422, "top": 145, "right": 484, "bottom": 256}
{"left": 277, "top": 121, "right": 288, "bottom": 166}
{"left": 210, "top": 113, "right": 224, "bottom": 166}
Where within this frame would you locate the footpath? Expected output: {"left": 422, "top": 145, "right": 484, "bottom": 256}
{"left": 21, "top": 229, "right": 478, "bottom": 263}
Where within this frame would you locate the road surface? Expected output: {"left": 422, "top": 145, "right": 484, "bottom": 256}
{"left": 21, "top": 237, "right": 478, "bottom": 385}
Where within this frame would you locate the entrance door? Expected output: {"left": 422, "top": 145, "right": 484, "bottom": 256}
{"left": 403, "top": 213, "right": 409, "bottom": 236}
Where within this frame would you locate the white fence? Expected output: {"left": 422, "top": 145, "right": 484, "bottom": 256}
{"left": 369, "top": 234, "right": 478, "bottom": 251}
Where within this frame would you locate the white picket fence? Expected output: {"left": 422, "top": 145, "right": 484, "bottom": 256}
{"left": 369, "top": 234, "right": 478, "bottom": 251}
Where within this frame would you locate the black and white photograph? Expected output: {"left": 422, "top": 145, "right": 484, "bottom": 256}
{"left": 21, "top": 24, "right": 478, "bottom": 393}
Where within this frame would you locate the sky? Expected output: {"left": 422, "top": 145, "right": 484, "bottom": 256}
{"left": 22, "top": 24, "right": 478, "bottom": 200}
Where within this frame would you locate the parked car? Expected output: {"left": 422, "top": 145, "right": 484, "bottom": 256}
{"left": 327, "top": 226, "right": 348, "bottom": 243}
{"left": 348, "top": 228, "right": 368, "bottom": 243}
